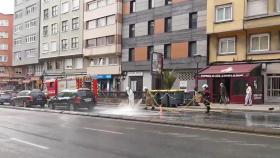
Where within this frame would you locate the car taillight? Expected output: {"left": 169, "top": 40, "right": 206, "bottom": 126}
{"left": 28, "top": 96, "right": 33, "bottom": 102}
{"left": 75, "top": 96, "right": 81, "bottom": 104}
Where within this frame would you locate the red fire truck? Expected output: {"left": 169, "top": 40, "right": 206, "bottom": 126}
{"left": 44, "top": 77, "right": 98, "bottom": 98}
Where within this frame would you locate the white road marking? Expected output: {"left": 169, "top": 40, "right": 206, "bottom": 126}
{"left": 239, "top": 143, "right": 267, "bottom": 147}
{"left": 10, "top": 138, "right": 49, "bottom": 150}
{"left": 83, "top": 127, "right": 124, "bottom": 135}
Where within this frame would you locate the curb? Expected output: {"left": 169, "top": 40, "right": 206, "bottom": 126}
{"left": 1, "top": 105, "right": 280, "bottom": 136}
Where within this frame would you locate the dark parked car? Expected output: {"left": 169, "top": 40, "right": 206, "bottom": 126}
{"left": 48, "top": 88, "right": 96, "bottom": 111}
{"left": 0, "top": 92, "right": 13, "bottom": 105}
{"left": 11, "top": 89, "right": 47, "bottom": 108}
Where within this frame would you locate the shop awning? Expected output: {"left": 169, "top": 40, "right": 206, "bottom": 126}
{"left": 199, "top": 64, "right": 259, "bottom": 78}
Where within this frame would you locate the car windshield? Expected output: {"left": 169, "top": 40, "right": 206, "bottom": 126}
{"left": 77, "top": 90, "right": 88, "bottom": 97}
{"left": 57, "top": 92, "right": 76, "bottom": 97}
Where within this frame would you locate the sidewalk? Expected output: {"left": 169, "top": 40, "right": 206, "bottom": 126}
{"left": 156, "top": 103, "right": 280, "bottom": 113}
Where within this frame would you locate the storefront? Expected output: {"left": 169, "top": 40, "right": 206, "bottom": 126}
{"left": 263, "top": 63, "right": 280, "bottom": 103}
{"left": 199, "top": 63, "right": 263, "bottom": 104}
{"left": 96, "top": 74, "right": 118, "bottom": 92}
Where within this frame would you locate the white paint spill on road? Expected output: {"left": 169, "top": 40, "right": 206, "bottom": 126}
{"left": 10, "top": 138, "right": 49, "bottom": 150}
{"left": 83, "top": 127, "right": 124, "bottom": 135}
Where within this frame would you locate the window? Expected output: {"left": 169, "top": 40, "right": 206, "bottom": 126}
{"left": 62, "top": 20, "right": 68, "bottom": 32}
{"left": 52, "top": 6, "right": 58, "bottom": 17}
{"left": 47, "top": 61, "right": 53, "bottom": 70}
{"left": 72, "top": 17, "right": 79, "bottom": 30}
{"left": 0, "top": 32, "right": 8, "bottom": 38}
{"left": 65, "top": 59, "right": 73, "bottom": 69}
{"left": 14, "top": 52, "right": 22, "bottom": 60}
{"left": 148, "top": 20, "right": 154, "bottom": 35}
{"left": 26, "top": 4, "right": 36, "bottom": 15}
{"left": 277, "top": 0, "right": 280, "bottom": 12}
{"left": 189, "top": 12, "right": 197, "bottom": 29}
{"left": 98, "top": 57, "right": 106, "bottom": 65}
{"left": 148, "top": 0, "right": 155, "bottom": 9}
{"left": 27, "top": 66, "right": 35, "bottom": 74}
{"left": 55, "top": 60, "right": 62, "bottom": 69}
{"left": 147, "top": 46, "right": 154, "bottom": 60}
{"left": 26, "top": 49, "right": 35, "bottom": 57}
{"left": 25, "top": 35, "right": 36, "bottom": 43}
{"left": 0, "top": 44, "right": 8, "bottom": 50}
{"left": 189, "top": 41, "right": 197, "bottom": 56}
{"left": 42, "top": 43, "right": 49, "bottom": 53}
{"left": 61, "top": 2, "right": 69, "bottom": 14}
{"left": 98, "top": 0, "right": 106, "bottom": 7}
{"left": 107, "top": 15, "right": 115, "bottom": 25}
{"left": 0, "top": 55, "right": 8, "bottom": 62}
{"left": 109, "top": 57, "right": 118, "bottom": 65}
{"left": 216, "top": 4, "right": 232, "bottom": 22}
{"left": 15, "top": 0, "right": 23, "bottom": 6}
{"left": 15, "top": 10, "right": 23, "bottom": 19}
{"left": 247, "top": 0, "right": 268, "bottom": 16}
{"left": 25, "top": 19, "right": 36, "bottom": 29}
{"left": 165, "top": 17, "right": 172, "bottom": 32}
{"left": 14, "top": 38, "right": 22, "bottom": 46}
{"left": 97, "top": 37, "right": 106, "bottom": 46}
{"left": 72, "top": 0, "right": 80, "bottom": 10}
{"left": 51, "top": 23, "right": 58, "bottom": 34}
{"left": 97, "top": 17, "right": 106, "bottom": 27}
{"left": 86, "top": 38, "right": 97, "bottom": 47}
{"left": 15, "top": 24, "right": 23, "bottom": 33}
{"left": 43, "top": 26, "right": 48, "bottom": 36}
{"left": 128, "top": 48, "right": 135, "bottom": 61}
{"left": 164, "top": 44, "right": 171, "bottom": 59}
{"left": 0, "top": 20, "right": 8, "bottom": 26}
{"left": 107, "top": 0, "right": 114, "bottom": 5}
{"left": 0, "top": 67, "right": 5, "bottom": 73}
{"left": 130, "top": 0, "right": 136, "bottom": 13}
{"left": 165, "top": 0, "right": 172, "bottom": 5}
{"left": 44, "top": 9, "right": 49, "bottom": 19}
{"left": 87, "top": 1, "right": 97, "bottom": 11}
{"left": 62, "top": 39, "right": 68, "bottom": 50}
{"left": 86, "top": 20, "right": 96, "bottom": 29}
{"left": 51, "top": 41, "right": 57, "bottom": 52}
{"left": 250, "top": 33, "right": 270, "bottom": 52}
{"left": 15, "top": 68, "right": 22, "bottom": 74}
{"left": 71, "top": 37, "right": 79, "bottom": 49}
{"left": 219, "top": 37, "right": 235, "bottom": 54}
{"left": 75, "top": 58, "right": 83, "bottom": 69}
{"left": 129, "top": 24, "right": 135, "bottom": 38}
{"left": 107, "top": 36, "right": 115, "bottom": 45}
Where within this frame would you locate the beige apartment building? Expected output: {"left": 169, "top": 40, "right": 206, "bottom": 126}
{"left": 40, "top": 0, "right": 86, "bottom": 80}
{"left": 83, "top": 0, "right": 122, "bottom": 91}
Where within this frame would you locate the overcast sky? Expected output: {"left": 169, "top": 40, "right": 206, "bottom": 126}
{"left": 0, "top": 0, "right": 14, "bottom": 14}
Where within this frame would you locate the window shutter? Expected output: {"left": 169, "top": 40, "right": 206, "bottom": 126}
{"left": 247, "top": 0, "right": 267, "bottom": 16}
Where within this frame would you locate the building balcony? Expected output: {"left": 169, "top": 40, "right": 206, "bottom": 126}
{"left": 87, "top": 65, "right": 121, "bottom": 75}
{"left": 84, "top": 24, "right": 119, "bottom": 39}
{"left": 84, "top": 44, "right": 121, "bottom": 56}
{"left": 244, "top": 14, "right": 280, "bottom": 29}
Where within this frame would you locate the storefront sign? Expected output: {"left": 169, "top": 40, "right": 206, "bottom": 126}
{"left": 127, "top": 72, "right": 143, "bottom": 76}
{"left": 254, "top": 94, "right": 262, "bottom": 100}
{"left": 201, "top": 74, "right": 244, "bottom": 78}
{"left": 151, "top": 52, "right": 163, "bottom": 75}
{"left": 96, "top": 75, "right": 112, "bottom": 79}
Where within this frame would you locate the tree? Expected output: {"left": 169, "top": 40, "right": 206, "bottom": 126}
{"left": 163, "top": 70, "right": 176, "bottom": 89}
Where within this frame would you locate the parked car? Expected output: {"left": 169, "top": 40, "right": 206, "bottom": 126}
{"left": 48, "top": 88, "right": 96, "bottom": 111}
{"left": 0, "top": 92, "right": 13, "bottom": 105}
{"left": 11, "top": 89, "right": 47, "bottom": 108}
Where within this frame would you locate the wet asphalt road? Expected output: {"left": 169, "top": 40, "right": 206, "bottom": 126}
{"left": 0, "top": 108, "right": 280, "bottom": 158}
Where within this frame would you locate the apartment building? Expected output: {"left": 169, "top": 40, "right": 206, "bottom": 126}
{"left": 83, "top": 0, "right": 122, "bottom": 92}
{"left": 204, "top": 0, "right": 280, "bottom": 104}
{"left": 40, "top": 0, "right": 85, "bottom": 80}
{"left": 122, "top": 0, "right": 207, "bottom": 92}
{"left": 0, "top": 13, "right": 15, "bottom": 89}
{"left": 13, "top": 0, "right": 41, "bottom": 89}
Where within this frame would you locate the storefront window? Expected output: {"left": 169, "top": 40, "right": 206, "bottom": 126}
{"left": 233, "top": 79, "right": 247, "bottom": 96}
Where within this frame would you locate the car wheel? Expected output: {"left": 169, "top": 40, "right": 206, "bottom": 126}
{"left": 40, "top": 104, "right": 45, "bottom": 109}
{"left": 69, "top": 103, "right": 76, "bottom": 111}
{"left": 0, "top": 102, "right": 3, "bottom": 105}
{"left": 10, "top": 101, "right": 15, "bottom": 106}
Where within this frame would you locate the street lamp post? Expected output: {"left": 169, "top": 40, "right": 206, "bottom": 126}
{"left": 194, "top": 54, "right": 202, "bottom": 89}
